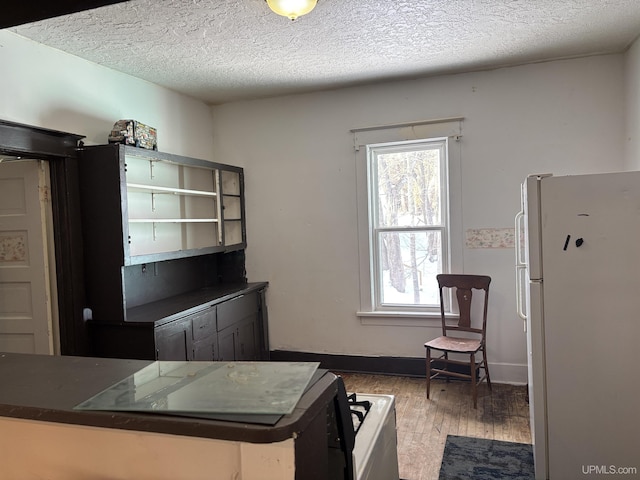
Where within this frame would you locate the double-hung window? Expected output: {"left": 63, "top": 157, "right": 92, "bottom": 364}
{"left": 353, "top": 118, "right": 462, "bottom": 318}
{"left": 368, "top": 138, "right": 450, "bottom": 311}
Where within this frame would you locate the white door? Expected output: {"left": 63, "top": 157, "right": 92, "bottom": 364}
{"left": 0, "top": 158, "right": 55, "bottom": 354}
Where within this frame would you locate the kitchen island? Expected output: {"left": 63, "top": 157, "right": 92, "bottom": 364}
{"left": 0, "top": 353, "right": 344, "bottom": 480}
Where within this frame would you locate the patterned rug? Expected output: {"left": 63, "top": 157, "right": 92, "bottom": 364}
{"left": 438, "top": 435, "right": 534, "bottom": 480}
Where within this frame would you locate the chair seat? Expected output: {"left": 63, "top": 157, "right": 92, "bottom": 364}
{"left": 425, "top": 336, "right": 481, "bottom": 353}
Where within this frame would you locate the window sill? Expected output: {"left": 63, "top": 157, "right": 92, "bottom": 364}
{"left": 356, "top": 310, "right": 458, "bottom": 327}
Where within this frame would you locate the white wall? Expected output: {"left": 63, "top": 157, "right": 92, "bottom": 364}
{"left": 625, "top": 36, "right": 640, "bottom": 169}
{"left": 0, "top": 31, "right": 215, "bottom": 160}
{"left": 1, "top": 29, "right": 632, "bottom": 384}
{"left": 211, "top": 54, "right": 626, "bottom": 383}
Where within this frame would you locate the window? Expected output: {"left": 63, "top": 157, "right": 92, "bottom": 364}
{"left": 368, "top": 138, "right": 449, "bottom": 311}
{"left": 352, "top": 117, "right": 462, "bottom": 319}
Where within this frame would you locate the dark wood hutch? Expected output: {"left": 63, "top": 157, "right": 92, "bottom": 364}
{"left": 77, "top": 144, "right": 268, "bottom": 362}
{"left": 1, "top": 121, "right": 268, "bottom": 361}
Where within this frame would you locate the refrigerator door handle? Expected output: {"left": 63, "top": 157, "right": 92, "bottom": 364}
{"left": 515, "top": 210, "right": 527, "bottom": 321}
{"left": 516, "top": 265, "right": 527, "bottom": 321}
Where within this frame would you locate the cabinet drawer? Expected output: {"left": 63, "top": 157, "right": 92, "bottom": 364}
{"left": 191, "top": 308, "right": 216, "bottom": 340}
{"left": 217, "top": 292, "right": 258, "bottom": 331}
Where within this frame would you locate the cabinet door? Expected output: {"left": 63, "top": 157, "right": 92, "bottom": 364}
{"left": 217, "top": 317, "right": 258, "bottom": 361}
{"left": 155, "top": 319, "right": 192, "bottom": 360}
{"left": 216, "top": 291, "right": 267, "bottom": 361}
{"left": 193, "top": 337, "right": 217, "bottom": 361}
{"left": 219, "top": 168, "right": 246, "bottom": 250}
{"left": 236, "top": 317, "right": 258, "bottom": 361}
{"left": 217, "top": 292, "right": 259, "bottom": 361}
{"left": 217, "top": 326, "right": 237, "bottom": 361}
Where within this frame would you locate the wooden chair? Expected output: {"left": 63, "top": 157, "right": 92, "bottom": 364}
{"left": 425, "top": 274, "right": 492, "bottom": 408}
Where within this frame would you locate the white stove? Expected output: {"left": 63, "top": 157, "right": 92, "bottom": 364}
{"left": 349, "top": 392, "right": 400, "bottom": 480}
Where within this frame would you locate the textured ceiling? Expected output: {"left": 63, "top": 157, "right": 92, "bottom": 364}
{"left": 10, "top": 0, "right": 640, "bottom": 105}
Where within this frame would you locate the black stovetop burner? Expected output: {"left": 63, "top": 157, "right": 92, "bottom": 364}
{"left": 346, "top": 392, "right": 371, "bottom": 434}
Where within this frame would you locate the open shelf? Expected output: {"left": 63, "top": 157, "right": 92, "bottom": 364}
{"left": 123, "top": 154, "right": 226, "bottom": 258}
{"left": 78, "top": 144, "right": 245, "bottom": 266}
{"left": 128, "top": 219, "right": 219, "bottom": 223}
{"left": 126, "top": 183, "right": 218, "bottom": 197}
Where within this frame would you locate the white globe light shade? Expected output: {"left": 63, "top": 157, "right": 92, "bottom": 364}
{"left": 266, "top": 0, "right": 318, "bottom": 20}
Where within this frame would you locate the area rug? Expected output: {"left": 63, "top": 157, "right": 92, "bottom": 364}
{"left": 438, "top": 435, "right": 534, "bottom": 480}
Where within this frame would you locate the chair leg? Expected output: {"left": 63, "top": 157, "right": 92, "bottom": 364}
{"left": 444, "top": 352, "right": 450, "bottom": 383}
{"left": 470, "top": 353, "right": 477, "bottom": 409}
{"left": 426, "top": 347, "right": 431, "bottom": 399}
{"left": 483, "top": 347, "right": 492, "bottom": 391}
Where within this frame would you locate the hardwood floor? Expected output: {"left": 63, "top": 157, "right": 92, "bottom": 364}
{"left": 337, "top": 373, "right": 531, "bottom": 480}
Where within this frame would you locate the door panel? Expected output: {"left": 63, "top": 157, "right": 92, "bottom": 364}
{"left": 540, "top": 172, "right": 640, "bottom": 478}
{"left": 155, "top": 320, "right": 192, "bottom": 361}
{"left": 236, "top": 318, "right": 257, "bottom": 361}
{"left": 218, "top": 327, "right": 236, "bottom": 361}
{"left": 193, "top": 337, "right": 216, "bottom": 361}
{"left": 0, "top": 159, "right": 54, "bottom": 354}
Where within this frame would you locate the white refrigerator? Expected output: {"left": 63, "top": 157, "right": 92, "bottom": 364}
{"left": 515, "top": 172, "right": 640, "bottom": 480}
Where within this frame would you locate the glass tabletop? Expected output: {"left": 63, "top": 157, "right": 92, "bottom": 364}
{"left": 74, "top": 361, "right": 320, "bottom": 416}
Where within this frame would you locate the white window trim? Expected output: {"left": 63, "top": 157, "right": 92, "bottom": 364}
{"left": 352, "top": 118, "right": 464, "bottom": 324}
{"left": 368, "top": 138, "right": 450, "bottom": 313}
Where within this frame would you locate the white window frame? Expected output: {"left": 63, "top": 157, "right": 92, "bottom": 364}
{"left": 352, "top": 118, "right": 463, "bottom": 323}
{"left": 368, "top": 138, "right": 450, "bottom": 313}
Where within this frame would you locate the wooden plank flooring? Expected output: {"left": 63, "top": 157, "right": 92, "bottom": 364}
{"left": 337, "top": 373, "right": 531, "bottom": 480}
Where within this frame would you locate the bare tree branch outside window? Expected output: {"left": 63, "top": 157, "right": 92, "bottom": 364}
{"left": 370, "top": 140, "right": 447, "bottom": 308}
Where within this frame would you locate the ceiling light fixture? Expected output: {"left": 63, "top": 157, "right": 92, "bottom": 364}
{"left": 266, "top": 0, "right": 318, "bottom": 20}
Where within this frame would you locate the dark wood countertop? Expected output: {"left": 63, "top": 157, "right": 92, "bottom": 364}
{"left": 0, "top": 352, "right": 336, "bottom": 444}
{"left": 122, "top": 281, "right": 268, "bottom": 325}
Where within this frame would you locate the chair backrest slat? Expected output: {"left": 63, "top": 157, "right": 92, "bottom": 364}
{"left": 455, "top": 286, "right": 473, "bottom": 328}
{"left": 437, "top": 274, "right": 491, "bottom": 337}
